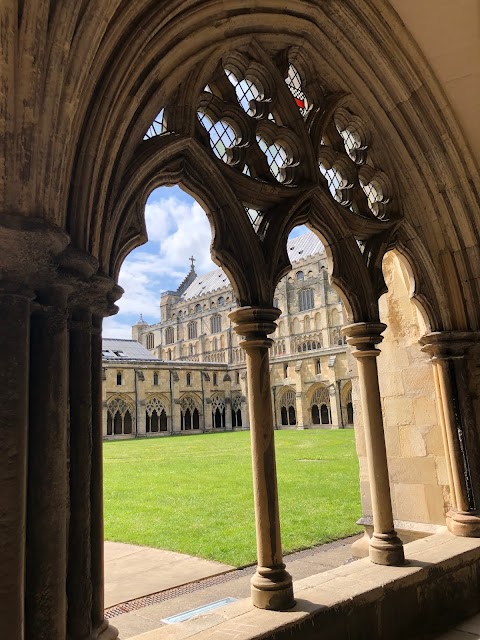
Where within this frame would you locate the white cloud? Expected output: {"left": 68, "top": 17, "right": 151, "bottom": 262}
{"left": 104, "top": 190, "right": 218, "bottom": 338}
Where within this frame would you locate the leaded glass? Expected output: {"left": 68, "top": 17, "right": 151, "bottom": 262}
{"left": 198, "top": 111, "right": 237, "bottom": 163}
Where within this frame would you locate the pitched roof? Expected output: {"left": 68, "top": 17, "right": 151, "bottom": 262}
{"left": 181, "top": 230, "right": 323, "bottom": 300}
{"left": 102, "top": 339, "right": 160, "bottom": 361}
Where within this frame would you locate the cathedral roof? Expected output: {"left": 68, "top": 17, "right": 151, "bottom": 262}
{"left": 102, "top": 339, "right": 160, "bottom": 360}
{"left": 180, "top": 230, "right": 323, "bottom": 301}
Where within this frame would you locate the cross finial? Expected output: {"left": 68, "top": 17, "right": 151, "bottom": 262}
{"left": 190, "top": 255, "right": 195, "bottom": 270}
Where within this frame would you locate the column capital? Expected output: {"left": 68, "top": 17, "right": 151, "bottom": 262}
{"left": 0, "top": 214, "right": 69, "bottom": 296}
{"left": 229, "top": 307, "right": 280, "bottom": 348}
{"left": 342, "top": 322, "right": 386, "bottom": 356}
{"left": 419, "top": 331, "right": 480, "bottom": 360}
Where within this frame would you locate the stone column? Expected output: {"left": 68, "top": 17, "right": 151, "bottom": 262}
{"left": 26, "top": 286, "right": 70, "bottom": 640}
{"left": 295, "top": 391, "right": 305, "bottom": 428}
{"left": 421, "top": 332, "right": 480, "bottom": 536}
{"left": 67, "top": 307, "right": 94, "bottom": 640}
{"left": 343, "top": 322, "right": 404, "bottom": 565}
{"left": 229, "top": 307, "right": 294, "bottom": 610}
{"left": 0, "top": 290, "right": 32, "bottom": 640}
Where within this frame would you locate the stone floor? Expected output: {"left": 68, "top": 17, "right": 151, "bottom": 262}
{"left": 104, "top": 541, "right": 234, "bottom": 608}
{"left": 105, "top": 536, "right": 360, "bottom": 639}
{"left": 105, "top": 535, "right": 480, "bottom": 640}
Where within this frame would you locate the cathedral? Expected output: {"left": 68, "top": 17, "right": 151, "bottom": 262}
{"left": 102, "top": 230, "right": 353, "bottom": 438}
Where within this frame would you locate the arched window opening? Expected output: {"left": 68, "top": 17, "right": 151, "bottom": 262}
{"left": 160, "top": 410, "right": 168, "bottom": 431}
{"left": 298, "top": 288, "right": 314, "bottom": 311}
{"left": 146, "top": 333, "right": 154, "bottom": 349}
{"left": 213, "top": 373, "right": 217, "bottom": 386}
{"left": 116, "top": 371, "right": 122, "bottom": 386}
{"left": 211, "top": 395, "right": 226, "bottom": 429}
{"left": 347, "top": 402, "right": 354, "bottom": 425}
{"left": 107, "top": 414, "right": 113, "bottom": 436}
{"left": 211, "top": 314, "right": 221, "bottom": 333}
{"left": 193, "top": 408, "right": 200, "bottom": 430}
{"left": 114, "top": 413, "right": 122, "bottom": 435}
{"left": 218, "top": 296, "right": 225, "bottom": 306}
{"left": 320, "top": 404, "right": 330, "bottom": 424}
{"left": 165, "top": 327, "right": 175, "bottom": 344}
{"left": 186, "top": 373, "right": 191, "bottom": 386}
{"left": 195, "top": 303, "right": 201, "bottom": 313}
{"left": 296, "top": 271, "right": 304, "bottom": 281}
{"left": 281, "top": 406, "right": 288, "bottom": 426}
{"left": 108, "top": 396, "right": 135, "bottom": 436}
{"left": 311, "top": 404, "right": 320, "bottom": 425}
{"left": 188, "top": 321, "right": 197, "bottom": 339}
{"left": 184, "top": 408, "right": 192, "bottom": 430}
{"left": 288, "top": 405, "right": 296, "bottom": 426}
{"left": 153, "top": 372, "right": 158, "bottom": 385}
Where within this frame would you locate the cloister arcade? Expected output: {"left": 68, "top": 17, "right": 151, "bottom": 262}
{"left": 2, "top": 2, "right": 480, "bottom": 639}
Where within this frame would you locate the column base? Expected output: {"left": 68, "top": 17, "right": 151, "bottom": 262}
{"left": 251, "top": 565, "right": 295, "bottom": 611}
{"left": 446, "top": 509, "right": 480, "bottom": 537}
{"left": 369, "top": 531, "right": 405, "bottom": 566}
{"left": 93, "top": 619, "right": 119, "bottom": 640}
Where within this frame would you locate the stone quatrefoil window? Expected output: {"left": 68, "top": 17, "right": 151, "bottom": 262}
{"left": 143, "top": 47, "right": 397, "bottom": 234}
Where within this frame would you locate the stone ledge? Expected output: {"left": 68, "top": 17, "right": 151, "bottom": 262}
{"left": 127, "top": 532, "right": 480, "bottom": 640}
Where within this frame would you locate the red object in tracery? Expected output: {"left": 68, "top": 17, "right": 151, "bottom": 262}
{"left": 294, "top": 97, "right": 305, "bottom": 109}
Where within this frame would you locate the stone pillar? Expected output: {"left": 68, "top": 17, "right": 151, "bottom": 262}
{"left": 421, "top": 332, "right": 480, "bottom": 536}
{"left": 295, "top": 391, "right": 305, "bottom": 428}
{"left": 343, "top": 322, "right": 404, "bottom": 565}
{"left": 0, "top": 290, "right": 32, "bottom": 640}
{"left": 26, "top": 287, "right": 70, "bottom": 640}
{"left": 229, "top": 307, "right": 294, "bottom": 610}
{"left": 67, "top": 307, "right": 94, "bottom": 640}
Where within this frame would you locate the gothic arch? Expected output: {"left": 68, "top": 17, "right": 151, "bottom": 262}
{"left": 106, "top": 394, "right": 135, "bottom": 436}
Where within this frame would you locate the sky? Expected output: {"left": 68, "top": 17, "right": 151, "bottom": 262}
{"left": 103, "top": 186, "right": 306, "bottom": 339}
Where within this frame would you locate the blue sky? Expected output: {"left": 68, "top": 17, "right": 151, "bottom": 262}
{"left": 103, "top": 186, "right": 306, "bottom": 339}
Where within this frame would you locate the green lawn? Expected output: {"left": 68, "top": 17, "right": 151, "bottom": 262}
{"left": 103, "top": 430, "right": 362, "bottom": 566}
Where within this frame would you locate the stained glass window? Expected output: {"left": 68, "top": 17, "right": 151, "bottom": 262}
{"left": 285, "top": 64, "right": 310, "bottom": 117}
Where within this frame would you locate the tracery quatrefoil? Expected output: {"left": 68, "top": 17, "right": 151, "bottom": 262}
{"left": 143, "top": 45, "right": 399, "bottom": 232}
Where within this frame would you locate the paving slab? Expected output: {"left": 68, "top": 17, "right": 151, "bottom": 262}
{"left": 105, "top": 542, "right": 234, "bottom": 608}
{"left": 107, "top": 536, "right": 359, "bottom": 639}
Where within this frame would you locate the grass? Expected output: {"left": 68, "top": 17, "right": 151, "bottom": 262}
{"left": 103, "top": 430, "right": 362, "bottom": 567}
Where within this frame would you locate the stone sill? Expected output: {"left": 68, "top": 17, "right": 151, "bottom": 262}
{"left": 127, "top": 532, "right": 480, "bottom": 640}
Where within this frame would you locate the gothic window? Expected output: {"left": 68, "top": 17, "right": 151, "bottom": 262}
{"left": 316, "top": 360, "right": 321, "bottom": 374}
{"left": 280, "top": 390, "right": 296, "bottom": 426}
{"left": 296, "top": 271, "right": 304, "bottom": 281}
{"left": 165, "top": 326, "right": 174, "bottom": 344}
{"left": 213, "top": 337, "right": 218, "bottom": 351}
{"left": 153, "top": 372, "right": 158, "bottom": 385}
{"left": 236, "top": 371, "right": 240, "bottom": 384}
{"left": 311, "top": 387, "right": 331, "bottom": 425}
{"left": 211, "top": 395, "right": 226, "bottom": 429}
{"left": 188, "top": 321, "right": 197, "bottom": 339}
{"left": 299, "top": 289, "right": 314, "bottom": 311}
{"left": 186, "top": 373, "right": 191, "bottom": 386}
{"left": 167, "top": 348, "right": 172, "bottom": 360}
{"left": 211, "top": 314, "right": 221, "bottom": 333}
{"left": 146, "top": 333, "right": 154, "bottom": 349}
{"left": 116, "top": 371, "right": 122, "bottom": 386}
{"left": 107, "top": 396, "right": 135, "bottom": 436}
{"left": 218, "top": 296, "right": 225, "bottom": 306}
{"left": 180, "top": 395, "right": 201, "bottom": 431}
{"left": 213, "top": 373, "right": 217, "bottom": 386}
{"left": 284, "top": 363, "right": 288, "bottom": 379}
{"left": 146, "top": 397, "right": 168, "bottom": 433}
{"left": 195, "top": 303, "right": 202, "bottom": 313}
{"left": 189, "top": 343, "right": 194, "bottom": 356}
